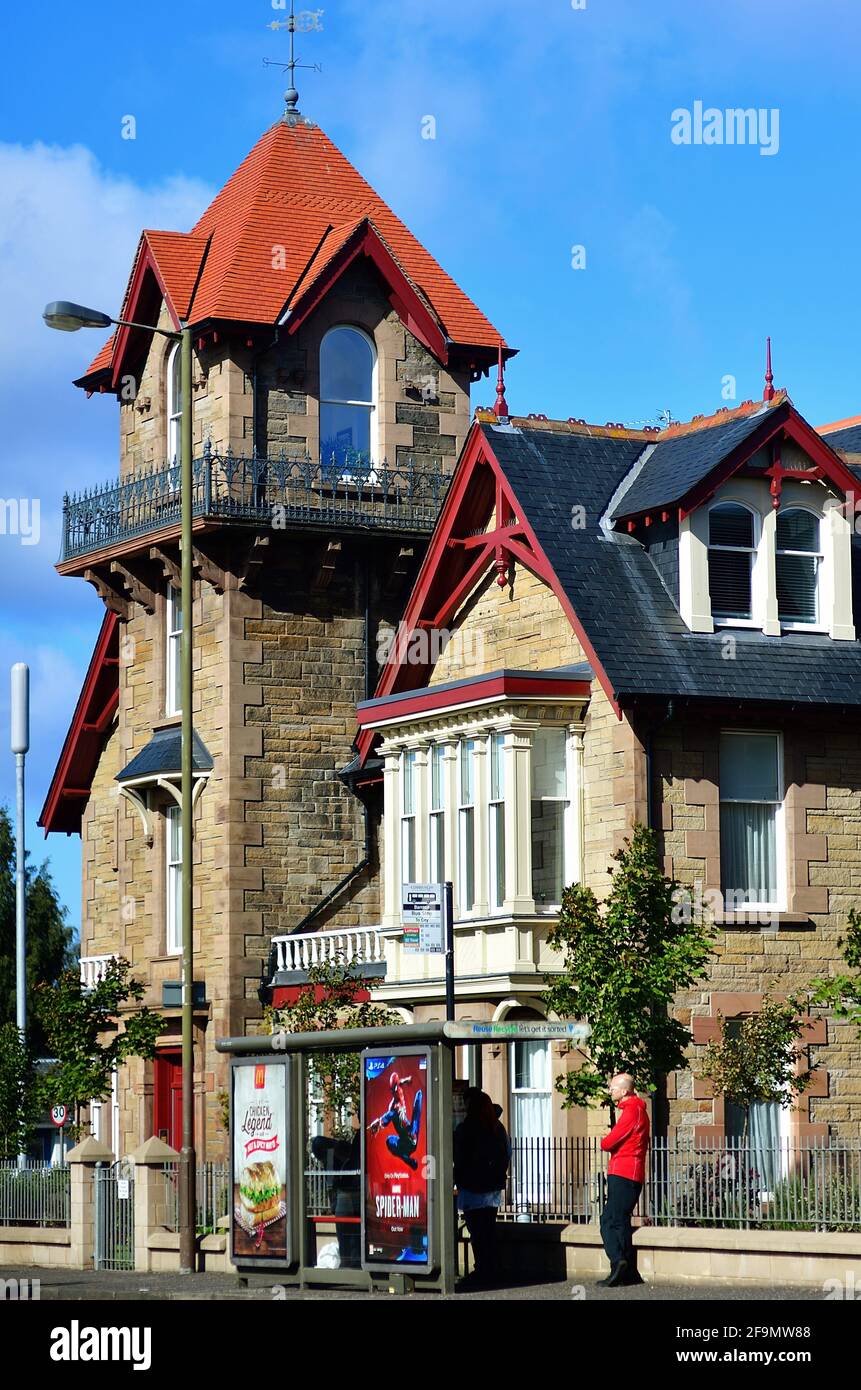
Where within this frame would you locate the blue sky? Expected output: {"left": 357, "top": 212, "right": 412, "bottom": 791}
{"left": 1, "top": 0, "right": 860, "bottom": 931}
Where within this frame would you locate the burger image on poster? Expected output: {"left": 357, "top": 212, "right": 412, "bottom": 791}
{"left": 238, "top": 1161, "right": 282, "bottom": 1228}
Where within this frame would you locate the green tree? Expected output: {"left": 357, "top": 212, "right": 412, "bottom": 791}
{"left": 543, "top": 824, "right": 716, "bottom": 1111}
{"left": 698, "top": 992, "right": 815, "bottom": 1141}
{"left": 810, "top": 909, "right": 861, "bottom": 1036}
{"left": 35, "top": 957, "right": 165, "bottom": 1140}
{"left": 266, "top": 955, "right": 401, "bottom": 1136}
{"left": 0, "top": 806, "right": 77, "bottom": 1052}
{"left": 0, "top": 1023, "right": 45, "bottom": 1159}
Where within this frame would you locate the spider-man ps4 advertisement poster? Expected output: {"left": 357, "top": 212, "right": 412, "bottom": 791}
{"left": 362, "top": 1049, "right": 432, "bottom": 1269}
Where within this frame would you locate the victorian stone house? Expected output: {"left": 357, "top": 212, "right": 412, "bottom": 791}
{"left": 41, "top": 102, "right": 861, "bottom": 1168}
{"left": 40, "top": 105, "right": 507, "bottom": 1158}
{"left": 352, "top": 389, "right": 861, "bottom": 1159}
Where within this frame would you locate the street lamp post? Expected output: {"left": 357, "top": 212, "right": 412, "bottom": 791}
{"left": 10, "top": 663, "right": 29, "bottom": 1168}
{"left": 44, "top": 301, "right": 197, "bottom": 1270}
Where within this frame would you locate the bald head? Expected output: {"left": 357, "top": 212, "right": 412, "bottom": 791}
{"left": 609, "top": 1073, "right": 635, "bottom": 1102}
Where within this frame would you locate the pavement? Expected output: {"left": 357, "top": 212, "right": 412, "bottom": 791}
{"left": 0, "top": 1265, "right": 826, "bottom": 1300}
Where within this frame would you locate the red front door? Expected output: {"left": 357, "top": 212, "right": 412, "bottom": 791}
{"left": 154, "top": 1049, "right": 183, "bottom": 1149}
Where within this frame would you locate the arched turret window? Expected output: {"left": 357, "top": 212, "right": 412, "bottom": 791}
{"left": 166, "top": 342, "right": 182, "bottom": 463}
{"left": 320, "top": 326, "right": 376, "bottom": 469}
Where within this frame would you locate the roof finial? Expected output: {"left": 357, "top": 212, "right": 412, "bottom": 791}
{"left": 763, "top": 336, "right": 775, "bottom": 401}
{"left": 264, "top": 2, "right": 324, "bottom": 121}
{"left": 493, "top": 341, "right": 509, "bottom": 419}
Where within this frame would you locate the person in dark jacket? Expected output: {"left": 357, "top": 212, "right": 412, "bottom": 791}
{"left": 598, "top": 1073, "right": 651, "bottom": 1287}
{"left": 454, "top": 1089, "right": 511, "bottom": 1286}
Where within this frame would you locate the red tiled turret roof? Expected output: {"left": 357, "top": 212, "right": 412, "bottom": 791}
{"left": 77, "top": 117, "right": 506, "bottom": 389}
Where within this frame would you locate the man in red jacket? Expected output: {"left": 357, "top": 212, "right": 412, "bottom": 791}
{"left": 598, "top": 1073, "right": 650, "bottom": 1287}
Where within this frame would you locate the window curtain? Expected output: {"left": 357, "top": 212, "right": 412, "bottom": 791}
{"left": 720, "top": 802, "right": 776, "bottom": 904}
{"left": 726, "top": 1099, "right": 782, "bottom": 1194}
{"left": 511, "top": 1042, "right": 552, "bottom": 1204}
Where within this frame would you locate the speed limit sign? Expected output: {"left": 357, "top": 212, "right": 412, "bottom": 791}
{"left": 50, "top": 1104, "right": 67, "bottom": 1128}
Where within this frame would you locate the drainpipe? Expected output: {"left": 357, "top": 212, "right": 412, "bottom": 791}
{"left": 644, "top": 697, "right": 675, "bottom": 1145}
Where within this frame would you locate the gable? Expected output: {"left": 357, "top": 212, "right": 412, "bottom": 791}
{"left": 429, "top": 557, "right": 585, "bottom": 687}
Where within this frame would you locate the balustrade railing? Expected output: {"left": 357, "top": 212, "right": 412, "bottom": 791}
{"left": 270, "top": 927, "right": 386, "bottom": 975}
{"left": 61, "top": 447, "right": 451, "bottom": 561}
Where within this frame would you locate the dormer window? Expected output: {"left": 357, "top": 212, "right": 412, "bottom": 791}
{"left": 776, "top": 508, "right": 821, "bottom": 626}
{"left": 320, "top": 326, "right": 377, "bottom": 469}
{"left": 708, "top": 502, "right": 757, "bottom": 622}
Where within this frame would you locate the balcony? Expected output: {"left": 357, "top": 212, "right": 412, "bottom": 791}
{"left": 60, "top": 446, "right": 451, "bottom": 566}
{"left": 268, "top": 927, "right": 387, "bottom": 987}
{"left": 79, "top": 954, "right": 116, "bottom": 989}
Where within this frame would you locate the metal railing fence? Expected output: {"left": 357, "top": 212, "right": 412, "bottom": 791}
{"left": 0, "top": 1161, "right": 71, "bottom": 1228}
{"left": 61, "top": 447, "right": 451, "bottom": 561}
{"left": 162, "top": 1162, "right": 230, "bottom": 1235}
{"left": 499, "top": 1137, "right": 861, "bottom": 1232}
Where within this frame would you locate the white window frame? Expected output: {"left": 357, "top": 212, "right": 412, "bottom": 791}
{"left": 429, "top": 743, "right": 445, "bottom": 883}
{"left": 166, "top": 583, "right": 183, "bottom": 716}
{"left": 719, "top": 729, "right": 786, "bottom": 913}
{"left": 319, "top": 325, "right": 379, "bottom": 468}
{"left": 530, "top": 727, "right": 572, "bottom": 913}
{"left": 166, "top": 805, "right": 182, "bottom": 955}
{"left": 708, "top": 500, "right": 761, "bottom": 629}
{"left": 400, "top": 749, "right": 417, "bottom": 892}
{"left": 458, "top": 738, "right": 476, "bottom": 915}
{"left": 776, "top": 505, "right": 823, "bottom": 631}
{"left": 166, "top": 341, "right": 182, "bottom": 464}
{"left": 488, "top": 732, "right": 506, "bottom": 912}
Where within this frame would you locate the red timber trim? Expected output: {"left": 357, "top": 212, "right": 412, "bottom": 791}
{"left": 38, "top": 612, "right": 120, "bottom": 836}
{"left": 282, "top": 219, "right": 449, "bottom": 365}
{"left": 108, "top": 232, "right": 210, "bottom": 391}
{"left": 355, "top": 422, "right": 622, "bottom": 767}
{"left": 358, "top": 670, "right": 592, "bottom": 729}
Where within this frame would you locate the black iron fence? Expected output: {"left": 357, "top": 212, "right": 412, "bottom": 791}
{"left": 162, "top": 1162, "right": 230, "bottom": 1236}
{"left": 500, "top": 1138, "right": 861, "bottom": 1232}
{"left": 60, "top": 447, "right": 451, "bottom": 561}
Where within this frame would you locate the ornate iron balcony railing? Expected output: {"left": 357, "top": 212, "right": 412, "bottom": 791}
{"left": 60, "top": 444, "right": 452, "bottom": 562}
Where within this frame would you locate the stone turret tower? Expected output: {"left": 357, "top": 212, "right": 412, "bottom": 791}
{"left": 40, "top": 110, "right": 511, "bottom": 1158}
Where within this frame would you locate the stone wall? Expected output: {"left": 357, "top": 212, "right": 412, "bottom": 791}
{"left": 652, "top": 712, "right": 861, "bottom": 1140}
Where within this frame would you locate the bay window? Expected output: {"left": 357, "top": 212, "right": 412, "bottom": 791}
{"left": 719, "top": 731, "right": 783, "bottom": 909}
{"left": 381, "top": 711, "right": 582, "bottom": 927}
{"left": 531, "top": 728, "right": 569, "bottom": 907}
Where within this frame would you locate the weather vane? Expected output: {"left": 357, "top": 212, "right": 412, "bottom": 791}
{"left": 264, "top": 3, "right": 324, "bottom": 116}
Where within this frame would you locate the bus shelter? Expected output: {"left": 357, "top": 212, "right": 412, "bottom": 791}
{"left": 216, "top": 1019, "right": 588, "bottom": 1294}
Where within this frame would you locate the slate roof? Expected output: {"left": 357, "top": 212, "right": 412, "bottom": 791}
{"left": 116, "top": 727, "right": 214, "bottom": 782}
{"left": 482, "top": 421, "right": 861, "bottom": 709}
{"left": 611, "top": 400, "right": 781, "bottom": 519}
{"left": 822, "top": 422, "right": 861, "bottom": 454}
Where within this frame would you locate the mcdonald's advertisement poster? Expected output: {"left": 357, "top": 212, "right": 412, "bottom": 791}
{"left": 363, "top": 1052, "right": 430, "bottom": 1267}
{"left": 232, "top": 1062, "right": 289, "bottom": 1262}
